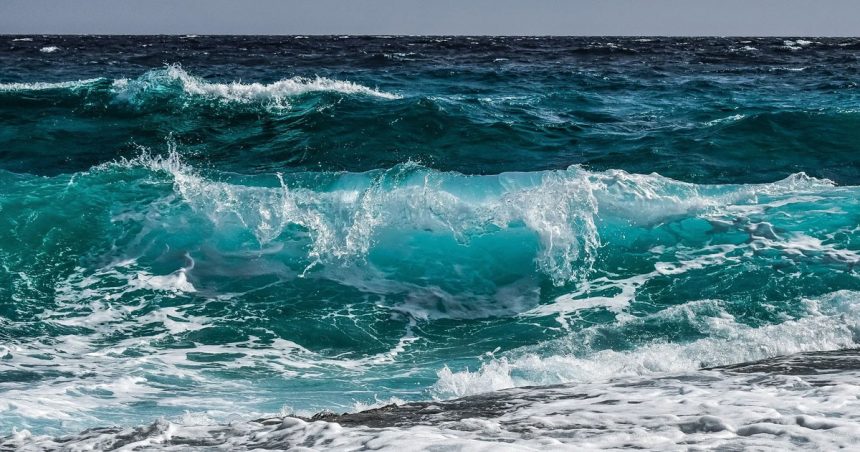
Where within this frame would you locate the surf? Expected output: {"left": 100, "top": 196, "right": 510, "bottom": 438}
{"left": 2, "top": 36, "right": 860, "bottom": 449}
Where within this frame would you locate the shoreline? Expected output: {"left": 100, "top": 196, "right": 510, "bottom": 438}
{"left": 7, "top": 348, "right": 860, "bottom": 450}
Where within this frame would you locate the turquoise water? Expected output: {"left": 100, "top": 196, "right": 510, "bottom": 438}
{"left": 1, "top": 36, "right": 859, "bottom": 436}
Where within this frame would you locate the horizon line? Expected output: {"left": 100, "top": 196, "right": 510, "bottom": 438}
{"left": 3, "top": 34, "right": 857, "bottom": 38}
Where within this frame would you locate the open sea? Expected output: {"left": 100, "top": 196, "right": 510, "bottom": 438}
{"left": 2, "top": 36, "right": 860, "bottom": 450}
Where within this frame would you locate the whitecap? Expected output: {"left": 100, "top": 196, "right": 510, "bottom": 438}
{"left": 0, "top": 78, "right": 102, "bottom": 91}
{"left": 111, "top": 64, "right": 402, "bottom": 107}
{"left": 705, "top": 113, "right": 745, "bottom": 126}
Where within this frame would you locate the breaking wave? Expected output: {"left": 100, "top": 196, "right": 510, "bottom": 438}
{"left": 0, "top": 64, "right": 401, "bottom": 109}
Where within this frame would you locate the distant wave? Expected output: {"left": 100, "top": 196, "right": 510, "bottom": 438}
{"left": 112, "top": 64, "right": 402, "bottom": 105}
{"left": 0, "top": 64, "right": 401, "bottom": 108}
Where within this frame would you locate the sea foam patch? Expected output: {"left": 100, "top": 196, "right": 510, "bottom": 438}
{"left": 7, "top": 351, "right": 860, "bottom": 450}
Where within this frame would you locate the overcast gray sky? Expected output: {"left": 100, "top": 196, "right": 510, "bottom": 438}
{"left": 1, "top": 0, "right": 858, "bottom": 36}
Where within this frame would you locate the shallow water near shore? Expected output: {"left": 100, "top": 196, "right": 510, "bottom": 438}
{"left": 7, "top": 349, "right": 860, "bottom": 450}
{"left": 1, "top": 36, "right": 859, "bottom": 449}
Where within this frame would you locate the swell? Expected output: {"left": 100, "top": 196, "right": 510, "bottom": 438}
{"left": 2, "top": 67, "right": 860, "bottom": 184}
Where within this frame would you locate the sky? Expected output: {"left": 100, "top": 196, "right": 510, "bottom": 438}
{"left": 0, "top": 0, "right": 858, "bottom": 36}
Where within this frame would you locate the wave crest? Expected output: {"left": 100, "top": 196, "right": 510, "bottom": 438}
{"left": 110, "top": 64, "right": 401, "bottom": 107}
{"left": 0, "top": 78, "right": 103, "bottom": 92}
{"left": 102, "top": 145, "right": 844, "bottom": 290}
{"left": 0, "top": 64, "right": 400, "bottom": 109}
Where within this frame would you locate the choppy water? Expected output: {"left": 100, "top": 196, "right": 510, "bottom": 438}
{"left": 2, "top": 36, "right": 860, "bottom": 450}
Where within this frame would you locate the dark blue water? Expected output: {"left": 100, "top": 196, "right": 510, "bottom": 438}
{"left": 1, "top": 36, "right": 859, "bottom": 439}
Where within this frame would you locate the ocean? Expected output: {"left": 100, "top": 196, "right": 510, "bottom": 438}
{"left": 1, "top": 35, "right": 860, "bottom": 450}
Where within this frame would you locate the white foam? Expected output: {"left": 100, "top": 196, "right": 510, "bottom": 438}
{"left": 770, "top": 66, "right": 807, "bottom": 72}
{"left": 9, "top": 362, "right": 860, "bottom": 450}
{"left": 39, "top": 46, "right": 59, "bottom": 53}
{"left": 705, "top": 113, "right": 745, "bottom": 126}
{"left": 0, "top": 78, "right": 101, "bottom": 92}
{"left": 133, "top": 269, "right": 196, "bottom": 293}
{"left": 782, "top": 40, "right": 803, "bottom": 51}
{"left": 434, "top": 290, "right": 860, "bottom": 399}
{"left": 351, "top": 396, "right": 408, "bottom": 413}
{"left": 729, "top": 45, "right": 757, "bottom": 52}
{"left": 1, "top": 251, "right": 423, "bottom": 431}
